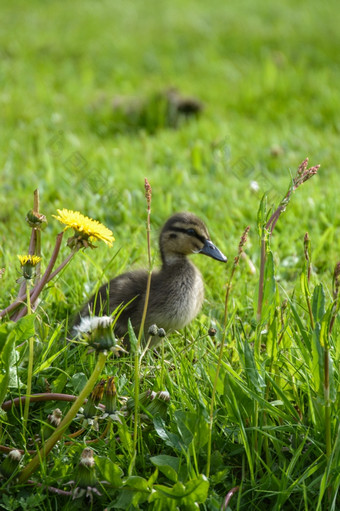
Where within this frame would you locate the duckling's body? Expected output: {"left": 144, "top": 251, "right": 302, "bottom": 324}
{"left": 77, "top": 212, "right": 226, "bottom": 340}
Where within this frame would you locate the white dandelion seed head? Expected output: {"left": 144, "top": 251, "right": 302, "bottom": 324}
{"left": 73, "top": 316, "right": 113, "bottom": 336}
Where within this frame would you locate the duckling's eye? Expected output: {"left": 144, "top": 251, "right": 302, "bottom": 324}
{"left": 186, "top": 228, "right": 196, "bottom": 236}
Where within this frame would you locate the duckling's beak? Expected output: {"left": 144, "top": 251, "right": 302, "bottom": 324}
{"left": 199, "top": 239, "right": 227, "bottom": 262}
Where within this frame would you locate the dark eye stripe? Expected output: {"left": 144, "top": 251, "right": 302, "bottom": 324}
{"left": 169, "top": 227, "right": 205, "bottom": 243}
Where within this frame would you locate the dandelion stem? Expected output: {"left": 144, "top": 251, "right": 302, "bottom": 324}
{"left": 18, "top": 351, "right": 107, "bottom": 484}
{"left": 17, "top": 190, "right": 40, "bottom": 299}
{"left": 303, "top": 233, "right": 314, "bottom": 330}
{"left": 46, "top": 250, "right": 77, "bottom": 282}
{"left": 33, "top": 189, "right": 42, "bottom": 282}
{"left": 23, "top": 283, "right": 33, "bottom": 432}
{"left": 12, "top": 232, "right": 64, "bottom": 321}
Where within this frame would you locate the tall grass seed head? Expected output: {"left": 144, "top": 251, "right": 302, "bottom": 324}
{"left": 144, "top": 178, "right": 152, "bottom": 204}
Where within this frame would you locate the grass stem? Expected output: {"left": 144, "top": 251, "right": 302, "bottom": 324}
{"left": 206, "top": 227, "right": 249, "bottom": 477}
{"left": 133, "top": 179, "right": 152, "bottom": 460}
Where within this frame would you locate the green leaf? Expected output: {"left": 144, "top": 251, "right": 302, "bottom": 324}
{"left": 153, "top": 416, "right": 183, "bottom": 450}
{"left": 243, "top": 339, "right": 266, "bottom": 391}
{"left": 150, "top": 455, "right": 180, "bottom": 483}
{"left": 0, "top": 325, "right": 16, "bottom": 406}
{"left": 124, "top": 475, "right": 149, "bottom": 491}
{"left": 261, "top": 250, "right": 276, "bottom": 322}
{"left": 312, "top": 284, "right": 326, "bottom": 324}
{"left": 11, "top": 315, "right": 36, "bottom": 344}
{"left": 147, "top": 468, "right": 158, "bottom": 486}
{"left": 96, "top": 456, "right": 123, "bottom": 487}
{"left": 33, "top": 345, "right": 68, "bottom": 375}
{"left": 173, "top": 411, "right": 194, "bottom": 448}
{"left": 152, "top": 475, "right": 209, "bottom": 506}
{"left": 174, "top": 410, "right": 209, "bottom": 451}
{"left": 116, "top": 417, "right": 133, "bottom": 455}
{"left": 127, "top": 318, "right": 138, "bottom": 353}
{"left": 266, "top": 309, "right": 278, "bottom": 361}
{"left": 311, "top": 323, "right": 324, "bottom": 394}
{"left": 66, "top": 372, "right": 87, "bottom": 393}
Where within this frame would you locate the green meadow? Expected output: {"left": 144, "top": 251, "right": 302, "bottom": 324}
{"left": 0, "top": 0, "right": 339, "bottom": 509}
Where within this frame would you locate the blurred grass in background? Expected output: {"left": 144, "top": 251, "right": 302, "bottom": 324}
{"left": 1, "top": 0, "right": 339, "bottom": 321}
{"left": 1, "top": 2, "right": 340, "bottom": 509}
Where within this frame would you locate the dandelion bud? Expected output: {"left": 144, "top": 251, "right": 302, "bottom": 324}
{"left": 17, "top": 255, "right": 42, "bottom": 280}
{"left": 148, "top": 324, "right": 158, "bottom": 336}
{"left": 0, "top": 449, "right": 22, "bottom": 478}
{"left": 126, "top": 389, "right": 156, "bottom": 413}
{"left": 83, "top": 380, "right": 105, "bottom": 419}
{"left": 146, "top": 391, "right": 170, "bottom": 419}
{"left": 26, "top": 210, "right": 47, "bottom": 229}
{"left": 103, "top": 377, "right": 117, "bottom": 415}
{"left": 41, "top": 408, "right": 63, "bottom": 441}
{"left": 75, "top": 448, "right": 97, "bottom": 489}
{"left": 157, "top": 328, "right": 166, "bottom": 338}
{"left": 77, "top": 316, "right": 117, "bottom": 353}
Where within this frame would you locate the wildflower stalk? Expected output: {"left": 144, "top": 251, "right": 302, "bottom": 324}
{"left": 221, "top": 486, "right": 240, "bottom": 511}
{"left": 206, "top": 227, "right": 249, "bottom": 478}
{"left": 12, "top": 232, "right": 64, "bottom": 321}
{"left": 133, "top": 178, "right": 152, "bottom": 460}
{"left": 0, "top": 241, "right": 75, "bottom": 321}
{"left": 18, "top": 351, "right": 108, "bottom": 484}
{"left": 257, "top": 158, "right": 320, "bottom": 321}
{"left": 17, "top": 190, "right": 41, "bottom": 298}
{"left": 303, "top": 232, "right": 314, "bottom": 329}
{"left": 46, "top": 250, "right": 77, "bottom": 282}
{"left": 33, "top": 189, "right": 42, "bottom": 282}
{"left": 324, "top": 262, "right": 340, "bottom": 466}
{"left": 324, "top": 346, "right": 331, "bottom": 459}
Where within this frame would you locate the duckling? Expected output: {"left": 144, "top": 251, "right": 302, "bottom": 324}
{"left": 76, "top": 212, "right": 227, "bottom": 342}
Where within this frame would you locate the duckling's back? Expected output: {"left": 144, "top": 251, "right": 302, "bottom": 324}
{"left": 80, "top": 258, "right": 203, "bottom": 340}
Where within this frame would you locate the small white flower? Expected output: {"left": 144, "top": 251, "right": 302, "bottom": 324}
{"left": 250, "top": 180, "right": 260, "bottom": 192}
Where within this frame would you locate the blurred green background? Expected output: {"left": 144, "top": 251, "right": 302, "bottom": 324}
{"left": 1, "top": 0, "right": 340, "bottom": 311}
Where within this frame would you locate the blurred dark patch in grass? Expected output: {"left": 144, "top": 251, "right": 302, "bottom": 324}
{"left": 87, "top": 88, "right": 203, "bottom": 136}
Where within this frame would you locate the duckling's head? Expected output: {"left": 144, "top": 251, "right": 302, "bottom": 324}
{"left": 159, "top": 212, "right": 227, "bottom": 265}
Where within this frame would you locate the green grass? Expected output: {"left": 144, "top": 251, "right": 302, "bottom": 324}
{"left": 0, "top": 0, "right": 340, "bottom": 509}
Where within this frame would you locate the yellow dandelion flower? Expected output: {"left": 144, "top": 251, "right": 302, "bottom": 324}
{"left": 17, "top": 254, "right": 42, "bottom": 280}
{"left": 18, "top": 255, "right": 42, "bottom": 267}
{"left": 53, "top": 209, "right": 114, "bottom": 248}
